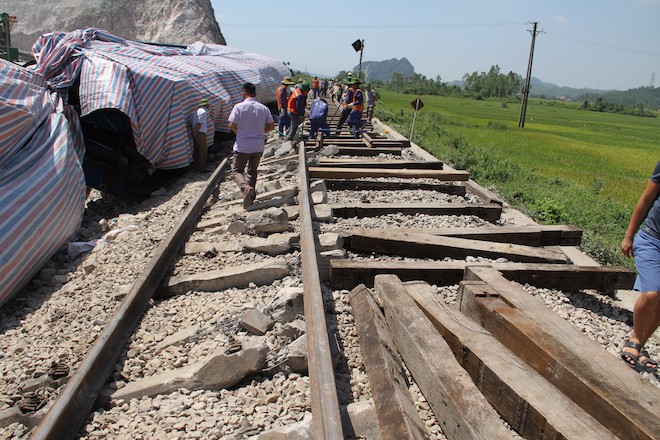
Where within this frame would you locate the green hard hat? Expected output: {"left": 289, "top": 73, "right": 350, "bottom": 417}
{"left": 300, "top": 81, "right": 310, "bottom": 92}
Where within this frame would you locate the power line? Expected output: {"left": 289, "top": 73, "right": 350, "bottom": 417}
{"left": 219, "top": 22, "right": 527, "bottom": 29}
{"left": 545, "top": 32, "right": 660, "bottom": 57}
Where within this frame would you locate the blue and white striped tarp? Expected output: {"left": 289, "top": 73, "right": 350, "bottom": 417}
{"left": 0, "top": 60, "right": 86, "bottom": 307}
{"left": 1, "top": 29, "right": 291, "bottom": 306}
{"left": 32, "top": 29, "right": 291, "bottom": 169}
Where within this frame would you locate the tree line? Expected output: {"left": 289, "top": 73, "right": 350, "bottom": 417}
{"left": 581, "top": 86, "right": 660, "bottom": 112}
{"left": 580, "top": 97, "right": 656, "bottom": 118}
{"left": 374, "top": 65, "right": 522, "bottom": 99}
{"left": 369, "top": 64, "right": 656, "bottom": 117}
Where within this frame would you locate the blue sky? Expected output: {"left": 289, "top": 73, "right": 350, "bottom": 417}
{"left": 211, "top": 0, "right": 660, "bottom": 91}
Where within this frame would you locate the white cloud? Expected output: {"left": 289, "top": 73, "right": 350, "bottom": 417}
{"left": 553, "top": 15, "right": 567, "bottom": 24}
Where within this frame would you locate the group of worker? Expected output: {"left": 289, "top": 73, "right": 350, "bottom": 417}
{"left": 190, "top": 74, "right": 379, "bottom": 209}
{"left": 276, "top": 75, "right": 379, "bottom": 142}
{"left": 190, "top": 83, "right": 273, "bottom": 209}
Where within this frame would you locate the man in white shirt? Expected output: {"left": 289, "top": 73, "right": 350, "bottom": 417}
{"left": 192, "top": 98, "right": 210, "bottom": 171}
{"left": 228, "top": 83, "right": 275, "bottom": 208}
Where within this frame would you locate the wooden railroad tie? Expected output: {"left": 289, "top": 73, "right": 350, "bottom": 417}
{"left": 307, "top": 145, "right": 404, "bottom": 156}
{"left": 330, "top": 260, "right": 635, "bottom": 291}
{"left": 353, "top": 274, "right": 650, "bottom": 439}
{"left": 375, "top": 274, "right": 516, "bottom": 439}
{"left": 309, "top": 167, "right": 469, "bottom": 180}
{"left": 344, "top": 228, "right": 569, "bottom": 263}
{"left": 460, "top": 266, "right": 660, "bottom": 440}
{"left": 341, "top": 224, "right": 583, "bottom": 246}
{"left": 349, "top": 285, "right": 430, "bottom": 440}
{"left": 316, "top": 159, "right": 445, "bottom": 170}
{"left": 323, "top": 179, "right": 466, "bottom": 195}
{"left": 401, "top": 277, "right": 618, "bottom": 440}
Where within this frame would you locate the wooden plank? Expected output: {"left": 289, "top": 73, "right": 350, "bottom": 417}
{"left": 309, "top": 137, "right": 365, "bottom": 144}
{"left": 310, "top": 167, "right": 469, "bottom": 180}
{"left": 406, "top": 281, "right": 616, "bottom": 440}
{"left": 367, "top": 140, "right": 411, "bottom": 148}
{"left": 348, "top": 285, "right": 430, "bottom": 440}
{"left": 324, "top": 179, "right": 466, "bottom": 195}
{"left": 330, "top": 203, "right": 501, "bottom": 222}
{"left": 347, "top": 229, "right": 569, "bottom": 263}
{"left": 461, "top": 267, "right": 660, "bottom": 440}
{"left": 560, "top": 246, "right": 601, "bottom": 266}
{"left": 375, "top": 274, "right": 515, "bottom": 440}
{"left": 350, "top": 225, "right": 582, "bottom": 246}
{"left": 316, "top": 159, "right": 444, "bottom": 170}
{"left": 329, "top": 260, "right": 635, "bottom": 291}
{"left": 364, "top": 132, "right": 411, "bottom": 148}
{"left": 308, "top": 146, "right": 403, "bottom": 156}
{"left": 463, "top": 180, "right": 504, "bottom": 205}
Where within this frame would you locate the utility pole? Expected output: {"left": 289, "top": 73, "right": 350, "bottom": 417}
{"left": 518, "top": 22, "right": 542, "bottom": 128}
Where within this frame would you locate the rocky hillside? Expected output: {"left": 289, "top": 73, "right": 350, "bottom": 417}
{"left": 4, "top": 0, "right": 225, "bottom": 54}
{"left": 354, "top": 57, "right": 416, "bottom": 83}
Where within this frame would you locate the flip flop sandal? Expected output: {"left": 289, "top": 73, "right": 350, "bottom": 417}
{"left": 638, "top": 350, "right": 659, "bottom": 374}
{"left": 620, "top": 340, "right": 643, "bottom": 371}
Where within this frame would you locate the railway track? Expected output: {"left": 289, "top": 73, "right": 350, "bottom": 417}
{"left": 0, "top": 102, "right": 658, "bottom": 439}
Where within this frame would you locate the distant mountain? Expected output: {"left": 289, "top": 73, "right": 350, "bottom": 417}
{"left": 353, "top": 58, "right": 415, "bottom": 82}
{"left": 528, "top": 78, "right": 613, "bottom": 99}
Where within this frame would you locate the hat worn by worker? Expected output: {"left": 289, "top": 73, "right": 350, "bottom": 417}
{"left": 299, "top": 81, "right": 311, "bottom": 92}
{"left": 281, "top": 76, "right": 295, "bottom": 85}
{"left": 199, "top": 98, "right": 210, "bottom": 106}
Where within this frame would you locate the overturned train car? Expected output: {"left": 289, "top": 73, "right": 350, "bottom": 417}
{"left": 33, "top": 28, "right": 289, "bottom": 195}
{"left": 0, "top": 29, "right": 289, "bottom": 306}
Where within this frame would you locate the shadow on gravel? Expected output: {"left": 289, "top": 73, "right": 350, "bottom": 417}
{"left": 561, "top": 289, "right": 633, "bottom": 327}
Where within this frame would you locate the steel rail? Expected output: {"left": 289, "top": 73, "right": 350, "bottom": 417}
{"left": 31, "top": 159, "right": 229, "bottom": 440}
{"left": 297, "top": 147, "right": 344, "bottom": 439}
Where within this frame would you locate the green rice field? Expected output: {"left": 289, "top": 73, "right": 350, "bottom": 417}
{"left": 374, "top": 91, "right": 660, "bottom": 267}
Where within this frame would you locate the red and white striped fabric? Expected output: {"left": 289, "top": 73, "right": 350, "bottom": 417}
{"left": 0, "top": 60, "right": 86, "bottom": 307}
{"left": 0, "top": 29, "right": 290, "bottom": 306}
{"left": 32, "top": 29, "right": 290, "bottom": 169}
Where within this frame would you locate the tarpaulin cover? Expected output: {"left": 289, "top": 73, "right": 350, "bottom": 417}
{"left": 0, "top": 29, "right": 289, "bottom": 306}
{"left": 32, "top": 29, "right": 291, "bottom": 169}
{"left": 0, "top": 60, "right": 86, "bottom": 307}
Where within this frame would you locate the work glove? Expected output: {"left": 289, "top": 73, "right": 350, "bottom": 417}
{"left": 347, "top": 103, "right": 354, "bottom": 110}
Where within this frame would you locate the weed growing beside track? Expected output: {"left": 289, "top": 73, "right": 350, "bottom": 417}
{"left": 376, "top": 92, "right": 660, "bottom": 269}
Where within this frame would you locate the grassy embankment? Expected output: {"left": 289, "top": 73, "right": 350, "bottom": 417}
{"left": 375, "top": 91, "right": 660, "bottom": 268}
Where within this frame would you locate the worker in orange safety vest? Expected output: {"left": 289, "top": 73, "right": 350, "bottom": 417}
{"left": 287, "top": 81, "right": 310, "bottom": 141}
{"left": 276, "top": 76, "right": 295, "bottom": 136}
{"left": 335, "top": 77, "right": 363, "bottom": 137}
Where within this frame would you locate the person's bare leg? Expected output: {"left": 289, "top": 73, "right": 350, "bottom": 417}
{"left": 622, "top": 291, "right": 660, "bottom": 368}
